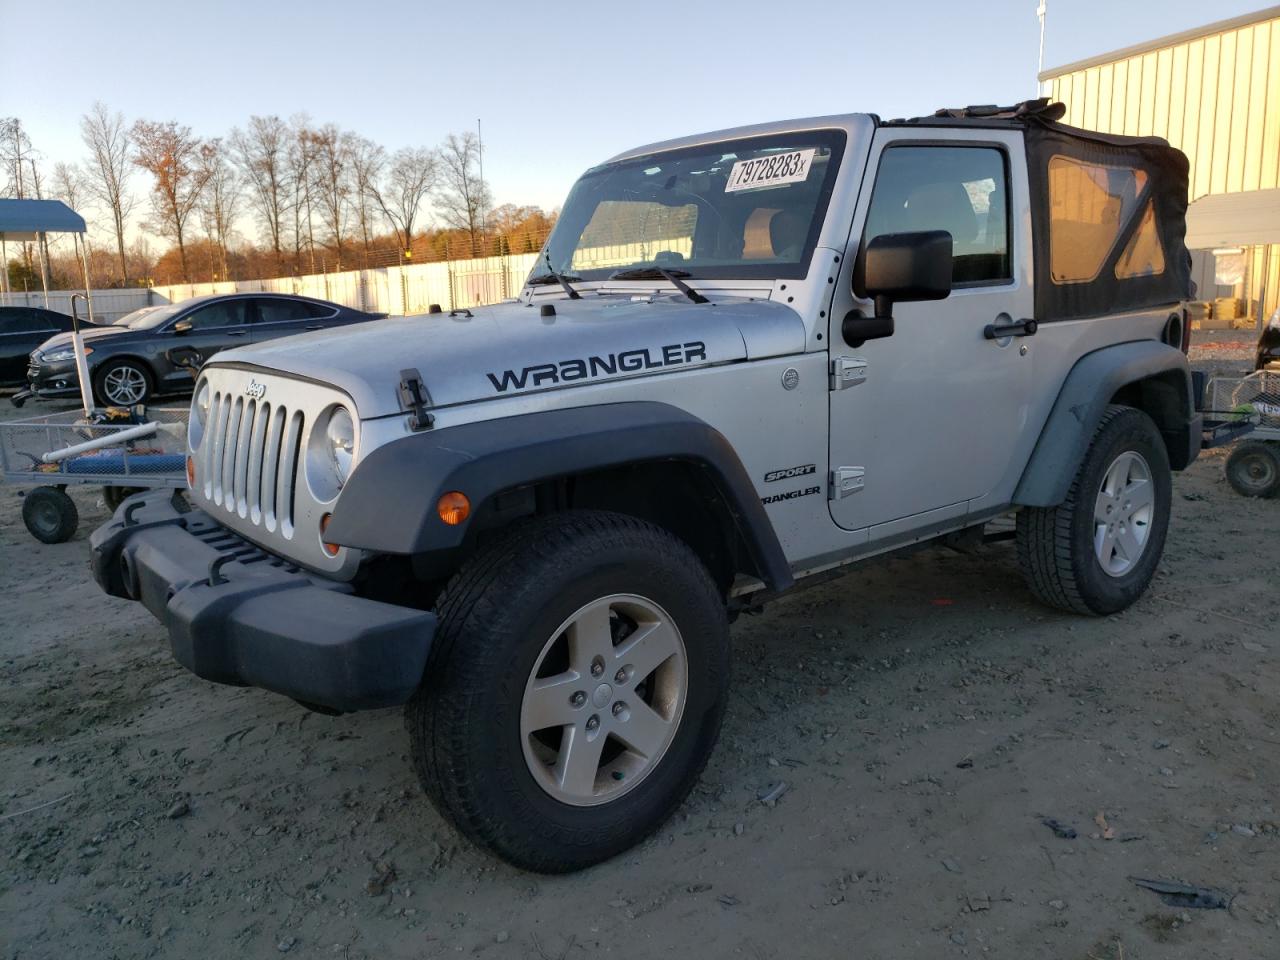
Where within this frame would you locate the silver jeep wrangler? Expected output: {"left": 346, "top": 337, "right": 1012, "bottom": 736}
{"left": 92, "top": 99, "right": 1200, "bottom": 872}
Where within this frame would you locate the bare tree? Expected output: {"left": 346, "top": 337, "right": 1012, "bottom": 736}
{"left": 0, "top": 119, "right": 47, "bottom": 286}
{"left": 132, "top": 119, "right": 214, "bottom": 282}
{"left": 198, "top": 140, "right": 240, "bottom": 281}
{"left": 307, "top": 124, "right": 353, "bottom": 266}
{"left": 52, "top": 161, "right": 92, "bottom": 272}
{"left": 231, "top": 115, "right": 290, "bottom": 272}
{"left": 288, "top": 115, "right": 317, "bottom": 273}
{"left": 369, "top": 147, "right": 437, "bottom": 258}
{"left": 436, "top": 132, "right": 492, "bottom": 256}
{"left": 349, "top": 136, "right": 384, "bottom": 262}
{"left": 80, "top": 102, "right": 135, "bottom": 285}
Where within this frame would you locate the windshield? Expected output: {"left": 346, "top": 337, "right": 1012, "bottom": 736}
{"left": 540, "top": 130, "right": 845, "bottom": 282}
{"left": 114, "top": 304, "right": 184, "bottom": 330}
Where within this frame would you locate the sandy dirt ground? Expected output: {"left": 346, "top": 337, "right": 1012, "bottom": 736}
{"left": 2, "top": 348, "right": 1277, "bottom": 959}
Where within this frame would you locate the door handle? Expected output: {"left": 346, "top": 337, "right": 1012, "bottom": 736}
{"left": 305, "top": 324, "right": 324, "bottom": 330}
{"left": 983, "top": 318, "right": 1038, "bottom": 339}
{"left": 226, "top": 330, "right": 248, "bottom": 337}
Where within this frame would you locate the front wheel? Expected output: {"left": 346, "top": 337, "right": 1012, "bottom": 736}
{"left": 1017, "top": 405, "right": 1172, "bottom": 615}
{"left": 405, "top": 511, "right": 729, "bottom": 872}
{"left": 94, "top": 359, "right": 152, "bottom": 407}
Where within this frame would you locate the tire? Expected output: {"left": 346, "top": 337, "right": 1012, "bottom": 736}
{"left": 1017, "top": 405, "right": 1172, "bottom": 616}
{"left": 405, "top": 510, "right": 729, "bottom": 873}
{"left": 1225, "top": 441, "right": 1280, "bottom": 498}
{"left": 23, "top": 486, "right": 79, "bottom": 544}
{"left": 94, "top": 359, "right": 153, "bottom": 407}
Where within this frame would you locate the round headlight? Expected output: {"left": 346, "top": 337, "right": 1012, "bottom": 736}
{"left": 189, "top": 382, "right": 211, "bottom": 449}
{"left": 325, "top": 408, "right": 355, "bottom": 485}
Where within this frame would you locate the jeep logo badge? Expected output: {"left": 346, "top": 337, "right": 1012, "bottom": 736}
{"left": 245, "top": 380, "right": 266, "bottom": 400}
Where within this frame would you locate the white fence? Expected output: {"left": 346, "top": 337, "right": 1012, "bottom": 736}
{"left": 152, "top": 253, "right": 543, "bottom": 318}
{"left": 0, "top": 252, "right": 542, "bottom": 323}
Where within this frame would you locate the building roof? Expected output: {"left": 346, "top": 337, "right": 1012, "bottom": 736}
{"left": 1039, "top": 5, "right": 1280, "bottom": 81}
{"left": 1185, "top": 188, "right": 1280, "bottom": 248}
{"left": 0, "top": 198, "right": 87, "bottom": 240}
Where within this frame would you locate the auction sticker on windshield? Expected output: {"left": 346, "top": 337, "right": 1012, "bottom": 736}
{"left": 725, "top": 148, "right": 816, "bottom": 192}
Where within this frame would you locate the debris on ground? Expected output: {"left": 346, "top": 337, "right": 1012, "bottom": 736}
{"left": 365, "top": 861, "right": 396, "bottom": 896}
{"left": 1129, "top": 877, "right": 1230, "bottom": 910}
{"left": 756, "top": 781, "right": 789, "bottom": 806}
{"left": 1040, "top": 817, "right": 1077, "bottom": 839}
{"left": 1093, "top": 811, "right": 1115, "bottom": 840}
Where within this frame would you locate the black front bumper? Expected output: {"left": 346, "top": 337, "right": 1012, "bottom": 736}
{"left": 28, "top": 359, "right": 82, "bottom": 397}
{"left": 90, "top": 492, "right": 437, "bottom": 712}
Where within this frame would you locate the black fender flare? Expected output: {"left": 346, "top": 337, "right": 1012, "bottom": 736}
{"left": 324, "top": 401, "right": 794, "bottom": 592}
{"left": 1013, "top": 340, "right": 1198, "bottom": 508}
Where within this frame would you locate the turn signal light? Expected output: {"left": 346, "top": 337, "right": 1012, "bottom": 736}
{"left": 437, "top": 491, "right": 470, "bottom": 526}
{"left": 185, "top": 456, "right": 196, "bottom": 488}
{"left": 319, "top": 513, "right": 340, "bottom": 556}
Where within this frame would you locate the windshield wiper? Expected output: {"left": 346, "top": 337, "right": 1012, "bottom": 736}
{"left": 528, "top": 252, "right": 582, "bottom": 299}
{"left": 609, "top": 266, "right": 708, "bottom": 304}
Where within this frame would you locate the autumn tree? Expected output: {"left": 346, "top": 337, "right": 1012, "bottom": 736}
{"left": 131, "top": 119, "right": 214, "bottom": 282}
{"left": 198, "top": 140, "right": 240, "bottom": 280}
{"left": 231, "top": 115, "right": 290, "bottom": 272}
{"left": 80, "top": 102, "right": 135, "bottom": 286}
{"left": 307, "top": 124, "right": 353, "bottom": 266}
{"left": 436, "top": 132, "right": 492, "bottom": 256}
{"left": 368, "top": 146, "right": 437, "bottom": 258}
{"left": 349, "top": 136, "right": 384, "bottom": 262}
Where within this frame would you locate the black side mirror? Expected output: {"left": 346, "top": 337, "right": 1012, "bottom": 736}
{"left": 173, "top": 319, "right": 193, "bottom": 335}
{"left": 845, "top": 230, "right": 953, "bottom": 346}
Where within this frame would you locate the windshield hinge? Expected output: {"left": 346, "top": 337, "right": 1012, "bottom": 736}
{"left": 829, "top": 357, "right": 868, "bottom": 390}
{"left": 398, "top": 368, "right": 434, "bottom": 432}
{"left": 829, "top": 466, "right": 865, "bottom": 499}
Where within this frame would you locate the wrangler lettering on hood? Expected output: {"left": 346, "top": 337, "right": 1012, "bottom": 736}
{"left": 486, "top": 341, "right": 708, "bottom": 394}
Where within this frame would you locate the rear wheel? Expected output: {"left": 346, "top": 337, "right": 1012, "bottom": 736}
{"left": 94, "top": 359, "right": 152, "bottom": 407}
{"left": 23, "top": 486, "right": 79, "bottom": 544}
{"left": 1225, "top": 441, "right": 1280, "bottom": 498}
{"left": 1017, "top": 406, "right": 1172, "bottom": 615}
{"left": 405, "top": 510, "right": 729, "bottom": 872}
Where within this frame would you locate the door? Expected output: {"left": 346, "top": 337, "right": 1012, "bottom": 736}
{"left": 249, "top": 297, "right": 336, "bottom": 343}
{"left": 0, "top": 309, "right": 62, "bottom": 385}
{"left": 164, "top": 298, "right": 252, "bottom": 382}
{"left": 828, "top": 132, "right": 1034, "bottom": 533}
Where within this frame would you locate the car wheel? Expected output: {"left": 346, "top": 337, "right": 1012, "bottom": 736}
{"left": 1017, "top": 405, "right": 1172, "bottom": 616}
{"left": 1225, "top": 441, "right": 1280, "bottom": 498}
{"left": 405, "top": 510, "right": 729, "bottom": 872}
{"left": 22, "top": 486, "right": 79, "bottom": 544}
{"left": 94, "top": 359, "right": 153, "bottom": 407}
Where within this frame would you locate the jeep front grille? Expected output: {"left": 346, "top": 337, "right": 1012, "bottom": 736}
{"left": 201, "top": 391, "right": 305, "bottom": 537}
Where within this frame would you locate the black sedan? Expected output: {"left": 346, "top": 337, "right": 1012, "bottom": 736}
{"left": 1, "top": 306, "right": 94, "bottom": 387}
{"left": 26, "top": 293, "right": 384, "bottom": 406}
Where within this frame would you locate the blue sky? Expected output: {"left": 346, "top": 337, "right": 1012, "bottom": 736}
{"left": 0, "top": 0, "right": 1264, "bottom": 226}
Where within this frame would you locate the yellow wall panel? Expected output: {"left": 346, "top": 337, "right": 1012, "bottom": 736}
{"left": 1139, "top": 52, "right": 1158, "bottom": 135}
{"left": 1194, "top": 36, "right": 1220, "bottom": 198}
{"left": 1125, "top": 57, "right": 1144, "bottom": 134}
{"left": 1183, "top": 39, "right": 1205, "bottom": 174}
{"left": 1097, "top": 64, "right": 1115, "bottom": 134}
{"left": 1226, "top": 28, "right": 1253, "bottom": 193}
{"left": 1112, "top": 58, "right": 1130, "bottom": 133}
{"left": 1082, "top": 67, "right": 1099, "bottom": 131}
{"left": 1209, "top": 30, "right": 1236, "bottom": 194}
{"left": 1241, "top": 22, "right": 1271, "bottom": 191}
{"left": 1168, "top": 44, "right": 1189, "bottom": 154}
{"left": 1153, "top": 48, "right": 1173, "bottom": 140}
{"left": 1261, "top": 21, "right": 1280, "bottom": 190}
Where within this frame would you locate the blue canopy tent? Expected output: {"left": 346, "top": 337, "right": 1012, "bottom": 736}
{"left": 0, "top": 198, "right": 97, "bottom": 411}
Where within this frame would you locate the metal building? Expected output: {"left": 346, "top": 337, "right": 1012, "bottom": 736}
{"left": 1040, "top": 5, "right": 1280, "bottom": 324}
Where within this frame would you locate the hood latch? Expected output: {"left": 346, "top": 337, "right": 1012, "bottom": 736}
{"left": 398, "top": 368, "right": 435, "bottom": 431}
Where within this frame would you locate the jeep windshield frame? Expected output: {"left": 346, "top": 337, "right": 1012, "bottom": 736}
{"left": 540, "top": 129, "right": 847, "bottom": 283}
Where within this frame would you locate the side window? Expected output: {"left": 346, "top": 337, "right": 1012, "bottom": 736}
{"left": 304, "top": 301, "right": 337, "bottom": 319}
{"left": 256, "top": 298, "right": 315, "bottom": 324}
{"left": 180, "top": 300, "right": 249, "bottom": 331}
{"left": 1047, "top": 155, "right": 1163, "bottom": 283}
{"left": 8, "top": 310, "right": 59, "bottom": 333}
{"left": 864, "top": 145, "right": 1011, "bottom": 285}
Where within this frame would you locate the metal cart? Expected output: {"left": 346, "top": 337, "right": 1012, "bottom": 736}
{"left": 1202, "top": 370, "right": 1280, "bottom": 498}
{"left": 0, "top": 406, "right": 189, "bottom": 542}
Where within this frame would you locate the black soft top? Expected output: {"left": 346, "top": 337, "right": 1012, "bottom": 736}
{"left": 883, "top": 99, "right": 1193, "bottom": 322}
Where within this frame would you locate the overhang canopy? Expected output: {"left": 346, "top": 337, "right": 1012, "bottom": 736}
{"left": 0, "top": 198, "right": 87, "bottom": 241}
{"left": 1185, "top": 189, "right": 1280, "bottom": 249}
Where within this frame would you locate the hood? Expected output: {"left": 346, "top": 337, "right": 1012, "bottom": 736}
{"left": 211, "top": 294, "right": 807, "bottom": 418}
{"left": 36, "top": 325, "right": 140, "bottom": 354}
